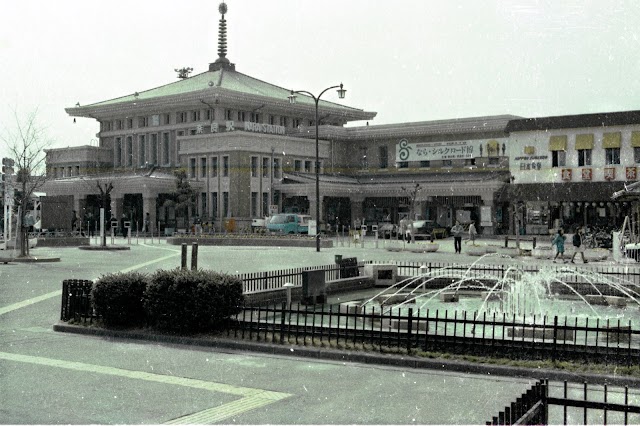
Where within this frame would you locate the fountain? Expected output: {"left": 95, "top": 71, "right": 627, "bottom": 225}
{"left": 354, "top": 253, "right": 640, "bottom": 341}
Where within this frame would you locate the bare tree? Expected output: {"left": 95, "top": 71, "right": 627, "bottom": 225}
{"left": 78, "top": 177, "right": 115, "bottom": 247}
{"left": 401, "top": 183, "right": 422, "bottom": 244}
{"left": 1, "top": 107, "right": 51, "bottom": 258}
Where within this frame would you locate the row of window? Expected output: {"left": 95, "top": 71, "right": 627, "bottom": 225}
{"left": 188, "top": 156, "right": 323, "bottom": 179}
{"left": 194, "top": 190, "right": 281, "bottom": 219}
{"left": 101, "top": 109, "right": 312, "bottom": 132}
{"left": 550, "top": 147, "right": 627, "bottom": 167}
{"left": 188, "top": 156, "right": 230, "bottom": 178}
{"left": 114, "top": 133, "right": 170, "bottom": 167}
{"left": 52, "top": 165, "right": 81, "bottom": 178}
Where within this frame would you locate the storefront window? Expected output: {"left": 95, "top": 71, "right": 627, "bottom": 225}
{"left": 524, "top": 201, "right": 549, "bottom": 234}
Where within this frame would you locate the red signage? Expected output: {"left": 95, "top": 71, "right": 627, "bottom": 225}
{"left": 604, "top": 167, "right": 616, "bottom": 181}
{"left": 626, "top": 167, "right": 637, "bottom": 181}
{"left": 581, "top": 168, "right": 592, "bottom": 181}
{"left": 561, "top": 169, "right": 572, "bottom": 181}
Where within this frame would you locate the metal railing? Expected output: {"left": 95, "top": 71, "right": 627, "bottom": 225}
{"left": 490, "top": 379, "right": 640, "bottom": 425}
{"left": 225, "top": 301, "right": 640, "bottom": 365}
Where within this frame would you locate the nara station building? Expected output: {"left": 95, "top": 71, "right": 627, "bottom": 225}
{"left": 42, "top": 3, "right": 513, "bottom": 235}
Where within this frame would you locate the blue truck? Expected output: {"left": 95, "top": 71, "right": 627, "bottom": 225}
{"left": 266, "top": 213, "right": 310, "bottom": 234}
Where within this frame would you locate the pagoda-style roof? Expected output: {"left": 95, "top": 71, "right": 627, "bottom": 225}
{"left": 66, "top": 68, "right": 376, "bottom": 122}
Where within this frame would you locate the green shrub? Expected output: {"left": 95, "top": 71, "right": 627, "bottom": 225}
{"left": 144, "top": 268, "right": 244, "bottom": 332}
{"left": 91, "top": 272, "right": 148, "bottom": 327}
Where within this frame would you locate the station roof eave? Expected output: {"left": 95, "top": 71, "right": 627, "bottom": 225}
{"left": 40, "top": 170, "right": 204, "bottom": 198}
{"left": 504, "top": 182, "right": 627, "bottom": 203}
{"left": 65, "top": 69, "right": 376, "bottom": 123}
{"left": 277, "top": 170, "right": 510, "bottom": 198}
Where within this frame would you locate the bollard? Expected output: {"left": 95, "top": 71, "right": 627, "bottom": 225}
{"left": 533, "top": 237, "right": 537, "bottom": 249}
{"left": 504, "top": 235, "right": 509, "bottom": 248}
{"left": 375, "top": 230, "right": 379, "bottom": 248}
{"left": 181, "top": 243, "right": 187, "bottom": 269}
{"left": 283, "top": 282, "right": 295, "bottom": 307}
{"left": 191, "top": 243, "right": 198, "bottom": 270}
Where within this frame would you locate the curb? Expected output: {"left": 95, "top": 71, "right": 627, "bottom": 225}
{"left": 53, "top": 322, "right": 640, "bottom": 387}
{"left": 78, "top": 246, "right": 131, "bottom": 251}
{"left": 6, "top": 256, "right": 61, "bottom": 263}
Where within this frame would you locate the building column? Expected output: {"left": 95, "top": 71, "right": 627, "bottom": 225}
{"left": 143, "top": 197, "right": 157, "bottom": 233}
{"left": 307, "top": 195, "right": 325, "bottom": 225}
{"left": 73, "top": 196, "right": 81, "bottom": 215}
{"left": 110, "top": 197, "right": 123, "bottom": 222}
{"left": 480, "top": 194, "right": 495, "bottom": 235}
{"left": 350, "top": 196, "right": 365, "bottom": 228}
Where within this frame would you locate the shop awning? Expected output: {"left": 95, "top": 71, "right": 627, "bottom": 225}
{"left": 549, "top": 135, "right": 567, "bottom": 151}
{"left": 502, "top": 182, "right": 626, "bottom": 203}
{"left": 631, "top": 131, "right": 640, "bottom": 147}
{"left": 603, "top": 132, "right": 621, "bottom": 149}
{"left": 575, "top": 134, "right": 594, "bottom": 150}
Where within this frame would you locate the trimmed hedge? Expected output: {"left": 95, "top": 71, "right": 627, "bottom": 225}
{"left": 91, "top": 272, "right": 148, "bottom": 327}
{"left": 143, "top": 268, "right": 244, "bottom": 332}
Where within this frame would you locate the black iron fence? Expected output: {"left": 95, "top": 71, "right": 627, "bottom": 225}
{"left": 237, "top": 261, "right": 365, "bottom": 293}
{"left": 60, "top": 279, "right": 95, "bottom": 324}
{"left": 59, "top": 260, "right": 640, "bottom": 365}
{"left": 236, "top": 260, "right": 640, "bottom": 296}
{"left": 490, "top": 379, "right": 640, "bottom": 425}
{"left": 226, "top": 303, "right": 640, "bottom": 365}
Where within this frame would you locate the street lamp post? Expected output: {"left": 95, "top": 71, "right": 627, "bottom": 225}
{"left": 289, "top": 83, "right": 346, "bottom": 252}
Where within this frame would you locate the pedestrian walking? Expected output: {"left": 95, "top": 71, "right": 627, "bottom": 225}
{"left": 71, "top": 210, "right": 78, "bottom": 231}
{"left": 570, "top": 227, "right": 588, "bottom": 263}
{"left": 468, "top": 222, "right": 477, "bottom": 245}
{"left": 399, "top": 217, "right": 408, "bottom": 242}
{"left": 144, "top": 212, "right": 150, "bottom": 233}
{"left": 451, "top": 220, "right": 464, "bottom": 254}
{"left": 552, "top": 229, "right": 567, "bottom": 263}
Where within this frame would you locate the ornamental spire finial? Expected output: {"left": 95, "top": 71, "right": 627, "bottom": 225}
{"left": 209, "top": 2, "right": 235, "bottom": 71}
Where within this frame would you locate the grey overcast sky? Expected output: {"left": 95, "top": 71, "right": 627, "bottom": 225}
{"left": 2, "top": 0, "right": 640, "bottom": 161}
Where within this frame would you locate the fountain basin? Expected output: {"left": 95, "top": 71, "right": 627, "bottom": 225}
{"left": 506, "top": 327, "right": 575, "bottom": 342}
{"left": 601, "top": 325, "right": 631, "bottom": 342}
{"left": 532, "top": 247, "right": 553, "bottom": 259}
{"left": 381, "top": 318, "right": 429, "bottom": 331}
{"left": 439, "top": 292, "right": 459, "bottom": 303}
{"left": 466, "top": 246, "right": 486, "bottom": 256}
{"left": 497, "top": 247, "right": 520, "bottom": 257}
{"left": 584, "top": 295, "right": 628, "bottom": 308}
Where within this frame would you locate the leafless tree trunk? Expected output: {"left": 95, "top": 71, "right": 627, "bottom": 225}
{"left": 1, "top": 107, "right": 51, "bottom": 258}
{"left": 401, "top": 183, "right": 422, "bottom": 244}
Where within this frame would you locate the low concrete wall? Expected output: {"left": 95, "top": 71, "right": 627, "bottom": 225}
{"left": 168, "top": 236, "right": 333, "bottom": 248}
{"left": 243, "top": 275, "right": 375, "bottom": 306}
{"left": 33, "top": 237, "right": 90, "bottom": 247}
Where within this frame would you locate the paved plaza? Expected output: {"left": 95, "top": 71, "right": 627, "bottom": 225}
{"left": 0, "top": 236, "right": 634, "bottom": 424}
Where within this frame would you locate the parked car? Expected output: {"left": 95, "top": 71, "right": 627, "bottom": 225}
{"left": 405, "top": 220, "right": 450, "bottom": 240}
{"left": 266, "top": 213, "right": 310, "bottom": 234}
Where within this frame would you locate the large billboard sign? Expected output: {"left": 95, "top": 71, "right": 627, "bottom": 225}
{"left": 395, "top": 138, "right": 506, "bottom": 162}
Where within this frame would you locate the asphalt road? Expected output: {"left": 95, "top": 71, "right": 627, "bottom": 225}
{"left": 0, "top": 237, "right": 623, "bottom": 424}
